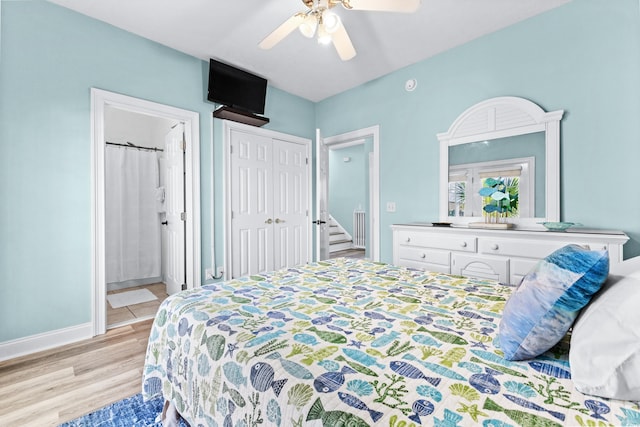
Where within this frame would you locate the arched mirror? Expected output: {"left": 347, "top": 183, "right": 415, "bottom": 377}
{"left": 437, "top": 97, "right": 564, "bottom": 228}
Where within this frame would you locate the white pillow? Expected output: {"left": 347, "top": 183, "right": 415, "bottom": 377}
{"left": 570, "top": 273, "right": 640, "bottom": 400}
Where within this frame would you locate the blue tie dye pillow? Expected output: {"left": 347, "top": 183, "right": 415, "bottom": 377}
{"left": 498, "top": 244, "right": 609, "bottom": 361}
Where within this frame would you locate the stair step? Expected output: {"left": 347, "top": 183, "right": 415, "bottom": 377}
{"left": 327, "top": 216, "right": 352, "bottom": 251}
{"left": 331, "top": 238, "right": 352, "bottom": 245}
{"left": 330, "top": 241, "right": 354, "bottom": 252}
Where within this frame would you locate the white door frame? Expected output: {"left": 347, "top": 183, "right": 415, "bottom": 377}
{"left": 90, "top": 88, "right": 201, "bottom": 336}
{"left": 315, "top": 129, "right": 330, "bottom": 261}
{"left": 222, "top": 120, "right": 313, "bottom": 280}
{"left": 321, "top": 125, "right": 380, "bottom": 261}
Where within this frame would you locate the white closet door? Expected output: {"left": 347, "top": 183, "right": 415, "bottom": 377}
{"left": 230, "top": 130, "right": 274, "bottom": 278}
{"left": 272, "top": 138, "right": 309, "bottom": 270}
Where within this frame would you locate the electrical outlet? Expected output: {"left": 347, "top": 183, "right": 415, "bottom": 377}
{"left": 386, "top": 202, "right": 396, "bottom": 212}
{"left": 216, "top": 266, "right": 224, "bottom": 278}
{"left": 205, "top": 268, "right": 214, "bottom": 279}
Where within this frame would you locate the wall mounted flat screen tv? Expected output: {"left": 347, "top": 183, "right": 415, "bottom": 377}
{"left": 207, "top": 59, "right": 267, "bottom": 115}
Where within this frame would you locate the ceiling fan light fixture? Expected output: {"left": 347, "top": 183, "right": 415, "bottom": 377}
{"left": 322, "top": 10, "right": 341, "bottom": 33}
{"left": 316, "top": 23, "right": 332, "bottom": 45}
{"left": 262, "top": 0, "right": 420, "bottom": 59}
{"left": 299, "top": 14, "right": 318, "bottom": 38}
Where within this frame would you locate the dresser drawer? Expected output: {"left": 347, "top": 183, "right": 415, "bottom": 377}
{"left": 479, "top": 238, "right": 567, "bottom": 259}
{"left": 397, "top": 230, "right": 476, "bottom": 252}
{"left": 479, "top": 238, "right": 609, "bottom": 259}
{"left": 396, "top": 246, "right": 451, "bottom": 273}
{"left": 510, "top": 258, "right": 539, "bottom": 284}
{"left": 452, "top": 253, "right": 509, "bottom": 283}
{"left": 397, "top": 246, "right": 450, "bottom": 266}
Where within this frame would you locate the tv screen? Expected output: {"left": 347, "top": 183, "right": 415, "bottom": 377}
{"left": 207, "top": 59, "right": 267, "bottom": 115}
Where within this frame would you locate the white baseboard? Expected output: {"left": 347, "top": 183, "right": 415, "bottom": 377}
{"left": 0, "top": 322, "right": 93, "bottom": 362}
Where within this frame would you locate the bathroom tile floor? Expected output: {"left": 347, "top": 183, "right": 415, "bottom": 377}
{"left": 106, "top": 283, "right": 168, "bottom": 329}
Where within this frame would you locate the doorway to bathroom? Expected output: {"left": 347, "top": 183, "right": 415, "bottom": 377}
{"left": 91, "top": 89, "right": 201, "bottom": 335}
{"left": 104, "top": 106, "right": 178, "bottom": 328}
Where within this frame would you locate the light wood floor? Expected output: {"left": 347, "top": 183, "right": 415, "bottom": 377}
{"left": 330, "top": 248, "right": 366, "bottom": 259}
{"left": 0, "top": 319, "right": 154, "bottom": 427}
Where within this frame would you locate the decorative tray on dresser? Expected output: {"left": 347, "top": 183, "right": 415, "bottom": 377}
{"left": 391, "top": 223, "right": 628, "bottom": 285}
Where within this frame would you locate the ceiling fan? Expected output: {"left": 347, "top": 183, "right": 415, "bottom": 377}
{"left": 259, "top": 0, "right": 421, "bottom": 61}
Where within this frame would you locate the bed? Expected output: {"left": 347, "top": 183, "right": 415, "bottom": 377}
{"left": 142, "top": 257, "right": 640, "bottom": 426}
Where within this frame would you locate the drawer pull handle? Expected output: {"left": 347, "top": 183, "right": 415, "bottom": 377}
{"left": 460, "top": 242, "right": 467, "bottom": 248}
{"left": 491, "top": 244, "right": 499, "bottom": 250}
{"left": 421, "top": 253, "right": 426, "bottom": 259}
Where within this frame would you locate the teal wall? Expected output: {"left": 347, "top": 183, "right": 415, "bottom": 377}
{"left": 2, "top": 0, "right": 640, "bottom": 345}
{"left": 0, "top": 1, "right": 314, "bottom": 342}
{"left": 316, "top": 0, "right": 640, "bottom": 263}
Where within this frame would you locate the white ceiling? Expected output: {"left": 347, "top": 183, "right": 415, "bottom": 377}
{"left": 49, "top": 0, "right": 571, "bottom": 102}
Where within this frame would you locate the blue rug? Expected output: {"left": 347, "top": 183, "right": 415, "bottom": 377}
{"left": 59, "top": 393, "right": 167, "bottom": 427}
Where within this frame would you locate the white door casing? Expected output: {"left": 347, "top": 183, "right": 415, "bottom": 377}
{"left": 224, "top": 121, "right": 312, "bottom": 279}
{"left": 320, "top": 126, "right": 380, "bottom": 261}
{"left": 91, "top": 88, "right": 200, "bottom": 336}
{"left": 315, "top": 129, "right": 330, "bottom": 261}
{"left": 164, "top": 124, "right": 186, "bottom": 295}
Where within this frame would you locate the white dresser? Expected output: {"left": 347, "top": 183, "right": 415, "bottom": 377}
{"left": 391, "top": 224, "right": 628, "bottom": 285}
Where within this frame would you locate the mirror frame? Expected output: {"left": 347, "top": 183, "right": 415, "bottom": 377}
{"left": 437, "top": 96, "right": 564, "bottom": 227}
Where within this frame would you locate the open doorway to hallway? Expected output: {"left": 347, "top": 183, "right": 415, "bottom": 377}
{"left": 316, "top": 125, "right": 380, "bottom": 262}
{"left": 327, "top": 142, "right": 370, "bottom": 260}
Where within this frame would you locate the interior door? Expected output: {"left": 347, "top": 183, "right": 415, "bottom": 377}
{"left": 315, "top": 129, "right": 330, "bottom": 260}
{"left": 164, "top": 123, "right": 186, "bottom": 295}
{"left": 272, "top": 138, "right": 309, "bottom": 270}
{"left": 230, "top": 129, "right": 274, "bottom": 278}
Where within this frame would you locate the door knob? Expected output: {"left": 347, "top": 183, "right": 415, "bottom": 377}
{"left": 161, "top": 221, "right": 168, "bottom": 226}
{"left": 265, "top": 218, "right": 273, "bottom": 224}
{"left": 275, "top": 218, "right": 285, "bottom": 224}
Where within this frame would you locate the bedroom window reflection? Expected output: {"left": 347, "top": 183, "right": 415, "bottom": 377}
{"left": 448, "top": 173, "right": 467, "bottom": 217}
{"left": 449, "top": 157, "right": 534, "bottom": 218}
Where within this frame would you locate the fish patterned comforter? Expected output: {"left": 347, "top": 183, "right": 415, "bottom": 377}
{"left": 142, "top": 258, "right": 639, "bottom": 427}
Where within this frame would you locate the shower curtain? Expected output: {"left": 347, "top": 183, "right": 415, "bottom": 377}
{"left": 105, "top": 145, "right": 161, "bottom": 285}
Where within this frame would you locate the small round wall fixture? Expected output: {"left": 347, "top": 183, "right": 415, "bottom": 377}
{"left": 405, "top": 78, "right": 417, "bottom": 92}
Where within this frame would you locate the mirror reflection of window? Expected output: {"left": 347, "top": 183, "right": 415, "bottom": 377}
{"left": 448, "top": 172, "right": 467, "bottom": 217}
{"left": 448, "top": 133, "right": 544, "bottom": 218}
{"left": 449, "top": 157, "right": 534, "bottom": 218}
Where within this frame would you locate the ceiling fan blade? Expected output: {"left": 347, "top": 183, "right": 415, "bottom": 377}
{"left": 331, "top": 24, "right": 356, "bottom": 61}
{"left": 344, "top": 0, "right": 420, "bottom": 13}
{"left": 259, "top": 13, "right": 306, "bottom": 50}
